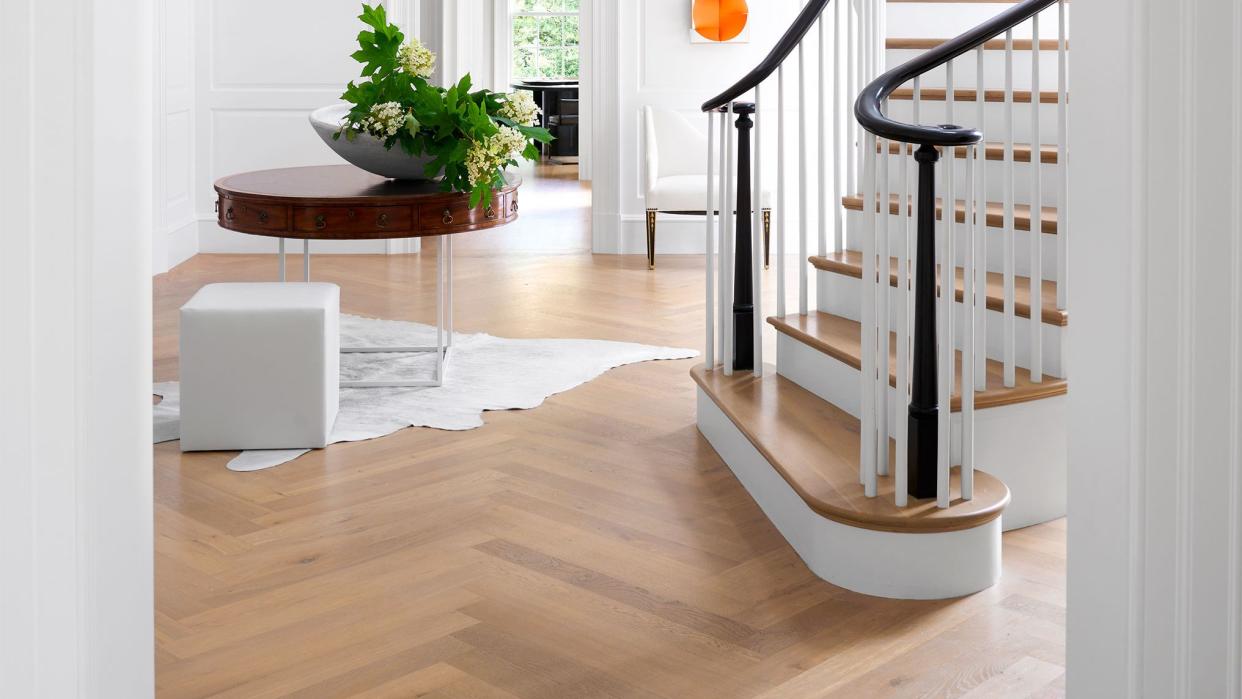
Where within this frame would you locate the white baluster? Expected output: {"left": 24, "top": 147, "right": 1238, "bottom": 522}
{"left": 833, "top": 0, "right": 845, "bottom": 252}
{"left": 777, "top": 68, "right": 787, "bottom": 319}
{"left": 896, "top": 137, "right": 911, "bottom": 508}
{"left": 718, "top": 110, "right": 729, "bottom": 368}
{"left": 724, "top": 103, "right": 736, "bottom": 376}
{"left": 706, "top": 113, "right": 716, "bottom": 370}
{"left": 798, "top": 41, "right": 809, "bottom": 316}
{"left": 975, "top": 45, "right": 987, "bottom": 390}
{"left": 1057, "top": 0, "right": 1068, "bottom": 311}
{"left": 847, "top": 0, "right": 857, "bottom": 194}
{"left": 962, "top": 144, "right": 976, "bottom": 501}
{"left": 1003, "top": 29, "right": 1016, "bottom": 388}
{"left": 753, "top": 87, "right": 764, "bottom": 377}
{"left": 939, "top": 61, "right": 955, "bottom": 510}
{"left": 877, "top": 128, "right": 891, "bottom": 478}
{"left": 1029, "top": 12, "right": 1043, "bottom": 383}
{"left": 818, "top": 16, "right": 828, "bottom": 258}
{"left": 861, "top": 131, "right": 878, "bottom": 497}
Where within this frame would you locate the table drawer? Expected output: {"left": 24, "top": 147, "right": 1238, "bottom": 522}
{"left": 221, "top": 199, "right": 288, "bottom": 232}
{"left": 419, "top": 197, "right": 506, "bottom": 232}
{"left": 292, "top": 205, "right": 413, "bottom": 234}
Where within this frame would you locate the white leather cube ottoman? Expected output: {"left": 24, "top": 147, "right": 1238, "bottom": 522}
{"left": 180, "top": 282, "right": 340, "bottom": 452}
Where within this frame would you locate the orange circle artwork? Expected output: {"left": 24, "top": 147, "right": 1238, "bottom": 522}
{"left": 693, "top": 0, "right": 749, "bottom": 42}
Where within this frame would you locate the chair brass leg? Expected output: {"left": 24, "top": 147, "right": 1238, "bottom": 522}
{"left": 646, "top": 209, "right": 657, "bottom": 270}
{"left": 763, "top": 209, "right": 772, "bottom": 269}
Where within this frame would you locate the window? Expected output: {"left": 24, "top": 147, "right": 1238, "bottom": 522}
{"left": 510, "top": 0, "right": 580, "bottom": 81}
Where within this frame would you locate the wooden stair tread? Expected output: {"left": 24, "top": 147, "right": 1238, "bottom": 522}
{"left": 888, "top": 38, "right": 1064, "bottom": 51}
{"left": 810, "top": 250, "right": 1068, "bottom": 327}
{"left": 767, "top": 311, "right": 1067, "bottom": 410}
{"left": 889, "top": 87, "right": 1061, "bottom": 104}
{"left": 842, "top": 193, "right": 1059, "bottom": 235}
{"left": 692, "top": 364, "right": 1010, "bottom": 533}
{"left": 882, "top": 140, "right": 1059, "bottom": 164}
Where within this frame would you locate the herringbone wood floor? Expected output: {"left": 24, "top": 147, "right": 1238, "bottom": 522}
{"left": 154, "top": 165, "right": 1065, "bottom": 698}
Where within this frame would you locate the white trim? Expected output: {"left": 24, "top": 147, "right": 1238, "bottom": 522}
{"left": 577, "top": 0, "right": 594, "bottom": 181}
{"left": 1, "top": 0, "right": 155, "bottom": 693}
{"left": 493, "top": 0, "right": 510, "bottom": 90}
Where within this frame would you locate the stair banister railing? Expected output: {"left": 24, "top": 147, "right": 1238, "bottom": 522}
{"left": 701, "top": 0, "right": 889, "bottom": 376}
{"left": 705, "top": 0, "right": 829, "bottom": 374}
{"left": 854, "top": 0, "right": 1065, "bottom": 506}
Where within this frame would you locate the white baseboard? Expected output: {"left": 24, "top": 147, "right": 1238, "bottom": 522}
{"left": 697, "top": 389, "right": 1003, "bottom": 599}
{"left": 167, "top": 220, "right": 199, "bottom": 270}
{"left": 596, "top": 216, "right": 740, "bottom": 257}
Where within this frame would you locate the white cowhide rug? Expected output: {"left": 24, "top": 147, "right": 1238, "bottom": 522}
{"left": 154, "top": 314, "right": 697, "bottom": 472}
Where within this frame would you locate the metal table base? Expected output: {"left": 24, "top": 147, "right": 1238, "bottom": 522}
{"left": 282, "top": 234, "right": 454, "bottom": 388}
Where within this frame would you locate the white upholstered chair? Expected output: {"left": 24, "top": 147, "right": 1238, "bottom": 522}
{"left": 643, "top": 105, "right": 773, "bottom": 270}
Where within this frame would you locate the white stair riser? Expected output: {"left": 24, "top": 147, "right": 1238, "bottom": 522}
{"left": 697, "top": 389, "right": 1003, "bottom": 599}
{"left": 887, "top": 49, "right": 1064, "bottom": 93}
{"left": 881, "top": 100, "right": 1063, "bottom": 161}
{"left": 866, "top": 150, "right": 1065, "bottom": 209}
{"left": 844, "top": 209, "right": 1061, "bottom": 281}
{"left": 887, "top": 4, "right": 1067, "bottom": 42}
{"left": 816, "top": 267, "right": 1068, "bottom": 378}
{"left": 775, "top": 333, "right": 1067, "bottom": 530}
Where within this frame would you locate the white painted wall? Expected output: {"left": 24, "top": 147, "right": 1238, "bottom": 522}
{"left": 153, "top": 0, "right": 198, "bottom": 274}
{"left": 173, "top": 0, "right": 427, "bottom": 262}
{"left": 590, "top": 0, "right": 815, "bottom": 256}
{"left": 1068, "top": 0, "right": 1242, "bottom": 696}
{"left": 0, "top": 0, "right": 155, "bottom": 695}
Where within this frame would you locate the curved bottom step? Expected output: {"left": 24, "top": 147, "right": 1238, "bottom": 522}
{"left": 698, "top": 390, "right": 1002, "bottom": 599}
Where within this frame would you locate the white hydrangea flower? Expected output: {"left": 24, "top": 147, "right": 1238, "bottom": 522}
{"left": 398, "top": 38, "right": 436, "bottom": 79}
{"left": 494, "top": 126, "right": 528, "bottom": 158}
{"left": 464, "top": 126, "right": 530, "bottom": 187}
{"left": 360, "top": 101, "right": 406, "bottom": 139}
{"left": 499, "top": 90, "right": 541, "bottom": 126}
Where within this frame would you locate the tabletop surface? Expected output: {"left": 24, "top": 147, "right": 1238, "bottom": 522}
{"left": 215, "top": 165, "right": 520, "bottom": 204}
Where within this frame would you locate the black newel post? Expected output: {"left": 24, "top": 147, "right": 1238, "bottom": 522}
{"left": 732, "top": 102, "right": 756, "bottom": 372}
{"left": 908, "top": 143, "right": 940, "bottom": 499}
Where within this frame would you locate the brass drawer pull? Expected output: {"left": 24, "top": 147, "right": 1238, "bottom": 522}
{"left": 510, "top": 199, "right": 519, "bottom": 214}
{"left": 314, "top": 214, "right": 326, "bottom": 230}
{"left": 485, "top": 205, "right": 496, "bottom": 219}
{"left": 257, "top": 210, "right": 269, "bottom": 224}
{"left": 376, "top": 212, "right": 389, "bottom": 228}
{"left": 225, "top": 207, "right": 235, "bottom": 222}
{"left": 442, "top": 208, "right": 454, "bottom": 225}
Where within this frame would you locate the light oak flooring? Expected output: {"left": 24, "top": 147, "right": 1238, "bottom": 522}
{"left": 154, "top": 163, "right": 1065, "bottom": 698}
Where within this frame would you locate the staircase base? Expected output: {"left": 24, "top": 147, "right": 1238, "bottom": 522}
{"left": 697, "top": 389, "right": 1002, "bottom": 600}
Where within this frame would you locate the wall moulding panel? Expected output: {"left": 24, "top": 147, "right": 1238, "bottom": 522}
{"left": 1068, "top": 0, "right": 1242, "bottom": 696}
{"left": 186, "top": 0, "right": 425, "bottom": 259}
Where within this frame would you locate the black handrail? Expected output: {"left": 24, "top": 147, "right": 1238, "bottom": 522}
{"left": 854, "top": 0, "right": 1058, "bottom": 146}
{"left": 700, "top": 0, "right": 832, "bottom": 113}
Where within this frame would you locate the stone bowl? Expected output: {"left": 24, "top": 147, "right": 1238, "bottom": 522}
{"left": 309, "top": 104, "right": 438, "bottom": 181}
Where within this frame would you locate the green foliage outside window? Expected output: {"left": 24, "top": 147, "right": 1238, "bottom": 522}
{"left": 511, "top": 0, "right": 580, "bottom": 81}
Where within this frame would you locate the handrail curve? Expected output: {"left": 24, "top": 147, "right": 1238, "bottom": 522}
{"left": 700, "top": 0, "right": 832, "bottom": 113}
{"left": 854, "top": 0, "right": 1059, "bottom": 145}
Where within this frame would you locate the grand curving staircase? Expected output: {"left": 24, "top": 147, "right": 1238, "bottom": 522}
{"left": 693, "top": 0, "right": 1069, "bottom": 600}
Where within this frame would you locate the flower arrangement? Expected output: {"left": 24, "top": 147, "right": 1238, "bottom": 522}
{"left": 334, "top": 4, "right": 552, "bottom": 206}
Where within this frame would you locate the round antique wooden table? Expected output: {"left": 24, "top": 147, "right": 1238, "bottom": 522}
{"left": 213, "top": 164, "right": 522, "bottom": 388}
